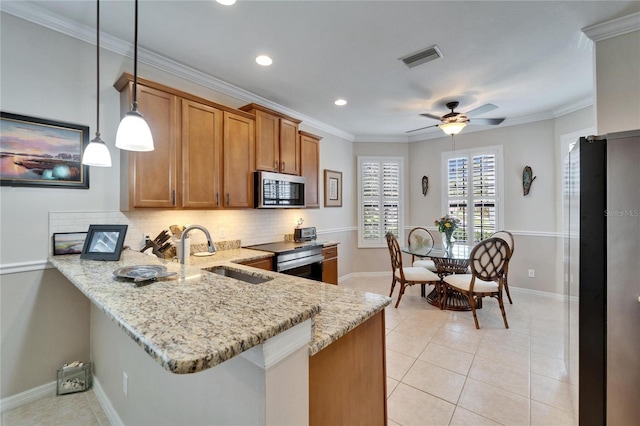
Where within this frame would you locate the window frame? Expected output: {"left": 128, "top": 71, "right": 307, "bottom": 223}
{"left": 357, "top": 156, "right": 405, "bottom": 248}
{"left": 440, "top": 145, "right": 504, "bottom": 244}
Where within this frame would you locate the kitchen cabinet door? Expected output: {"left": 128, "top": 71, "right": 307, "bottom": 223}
{"left": 279, "top": 118, "right": 300, "bottom": 175}
{"left": 182, "top": 100, "right": 223, "bottom": 209}
{"left": 300, "top": 131, "right": 321, "bottom": 208}
{"left": 120, "top": 82, "right": 180, "bottom": 209}
{"left": 254, "top": 109, "right": 280, "bottom": 172}
{"left": 223, "top": 112, "right": 255, "bottom": 208}
{"left": 322, "top": 245, "right": 338, "bottom": 285}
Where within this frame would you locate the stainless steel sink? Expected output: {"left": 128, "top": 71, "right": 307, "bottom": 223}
{"left": 204, "top": 266, "right": 272, "bottom": 285}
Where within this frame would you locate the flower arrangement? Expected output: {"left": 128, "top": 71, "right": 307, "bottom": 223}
{"left": 434, "top": 215, "right": 461, "bottom": 236}
{"left": 434, "top": 215, "right": 461, "bottom": 250}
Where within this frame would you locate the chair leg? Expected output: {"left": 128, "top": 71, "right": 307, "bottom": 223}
{"left": 420, "top": 283, "right": 426, "bottom": 298}
{"left": 394, "top": 283, "right": 406, "bottom": 308}
{"left": 468, "top": 295, "right": 480, "bottom": 329}
{"left": 504, "top": 277, "right": 513, "bottom": 304}
{"left": 497, "top": 293, "right": 509, "bottom": 329}
{"left": 441, "top": 282, "right": 448, "bottom": 310}
{"left": 389, "top": 276, "right": 397, "bottom": 298}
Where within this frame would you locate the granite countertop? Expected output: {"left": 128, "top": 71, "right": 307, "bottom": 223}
{"left": 48, "top": 247, "right": 390, "bottom": 375}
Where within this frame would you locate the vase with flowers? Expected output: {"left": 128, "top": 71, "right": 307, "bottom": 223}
{"left": 434, "top": 215, "right": 461, "bottom": 253}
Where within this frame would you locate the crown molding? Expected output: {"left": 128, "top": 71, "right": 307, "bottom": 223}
{"left": 1, "top": 1, "right": 355, "bottom": 142}
{"left": 582, "top": 11, "right": 640, "bottom": 42}
{"left": 552, "top": 96, "right": 593, "bottom": 118}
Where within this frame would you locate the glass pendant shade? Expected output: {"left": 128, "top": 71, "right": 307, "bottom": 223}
{"left": 115, "top": 109, "right": 154, "bottom": 151}
{"left": 440, "top": 122, "right": 467, "bottom": 136}
{"left": 83, "top": 134, "right": 112, "bottom": 167}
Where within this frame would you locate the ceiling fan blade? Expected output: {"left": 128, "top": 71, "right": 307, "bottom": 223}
{"left": 469, "top": 117, "right": 505, "bottom": 125}
{"left": 406, "top": 124, "right": 439, "bottom": 133}
{"left": 466, "top": 103, "right": 498, "bottom": 117}
{"left": 419, "top": 113, "right": 442, "bottom": 120}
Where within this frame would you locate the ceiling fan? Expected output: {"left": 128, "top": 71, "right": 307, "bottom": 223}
{"left": 407, "top": 101, "right": 506, "bottom": 135}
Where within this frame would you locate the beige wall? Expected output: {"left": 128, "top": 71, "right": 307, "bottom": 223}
{"left": 595, "top": 30, "right": 640, "bottom": 134}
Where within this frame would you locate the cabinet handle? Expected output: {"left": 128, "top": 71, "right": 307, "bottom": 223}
{"left": 275, "top": 161, "right": 279, "bottom": 171}
{"left": 282, "top": 161, "right": 285, "bottom": 171}
{"left": 171, "top": 190, "right": 176, "bottom": 206}
{"left": 216, "top": 193, "right": 219, "bottom": 207}
{"left": 226, "top": 193, "right": 230, "bottom": 205}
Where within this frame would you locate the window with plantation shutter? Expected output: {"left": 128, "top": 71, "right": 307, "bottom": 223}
{"left": 442, "top": 146, "right": 503, "bottom": 244}
{"left": 358, "top": 156, "right": 404, "bottom": 247}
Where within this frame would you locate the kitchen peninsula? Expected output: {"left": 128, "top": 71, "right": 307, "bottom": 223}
{"left": 48, "top": 247, "right": 390, "bottom": 425}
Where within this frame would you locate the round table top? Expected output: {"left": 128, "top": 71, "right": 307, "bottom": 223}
{"left": 401, "top": 244, "right": 472, "bottom": 260}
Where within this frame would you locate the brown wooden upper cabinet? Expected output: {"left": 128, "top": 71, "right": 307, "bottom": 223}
{"left": 299, "top": 131, "right": 322, "bottom": 209}
{"left": 239, "top": 103, "right": 302, "bottom": 175}
{"left": 115, "top": 73, "right": 255, "bottom": 210}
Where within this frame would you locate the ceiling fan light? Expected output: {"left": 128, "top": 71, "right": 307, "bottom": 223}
{"left": 115, "top": 110, "right": 154, "bottom": 152}
{"left": 83, "top": 134, "right": 112, "bottom": 167}
{"left": 440, "top": 122, "right": 467, "bottom": 136}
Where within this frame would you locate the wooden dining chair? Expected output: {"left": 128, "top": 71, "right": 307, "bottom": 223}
{"left": 407, "top": 227, "right": 438, "bottom": 273}
{"left": 442, "top": 237, "right": 512, "bottom": 329}
{"left": 386, "top": 232, "right": 441, "bottom": 308}
{"left": 490, "top": 230, "right": 515, "bottom": 304}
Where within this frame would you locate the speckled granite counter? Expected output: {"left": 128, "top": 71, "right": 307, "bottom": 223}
{"left": 48, "top": 248, "right": 390, "bottom": 374}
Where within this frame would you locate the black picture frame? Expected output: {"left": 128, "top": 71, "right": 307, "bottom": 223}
{"left": 52, "top": 232, "right": 88, "bottom": 255}
{"left": 0, "top": 111, "right": 90, "bottom": 189}
{"left": 80, "top": 225, "right": 128, "bottom": 261}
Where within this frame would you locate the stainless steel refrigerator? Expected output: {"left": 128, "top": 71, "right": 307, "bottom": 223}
{"left": 565, "top": 129, "right": 639, "bottom": 425}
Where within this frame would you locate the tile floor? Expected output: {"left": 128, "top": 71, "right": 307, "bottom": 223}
{"left": 2, "top": 275, "right": 577, "bottom": 426}
{"left": 344, "top": 274, "right": 578, "bottom": 426}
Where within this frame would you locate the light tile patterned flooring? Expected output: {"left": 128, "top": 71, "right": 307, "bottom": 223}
{"left": 3, "top": 275, "right": 577, "bottom": 426}
{"left": 343, "top": 275, "right": 578, "bottom": 426}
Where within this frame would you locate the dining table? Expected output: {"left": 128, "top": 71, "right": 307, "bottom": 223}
{"left": 401, "top": 243, "right": 475, "bottom": 311}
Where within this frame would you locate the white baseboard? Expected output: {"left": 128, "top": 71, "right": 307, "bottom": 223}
{"left": 0, "top": 381, "right": 56, "bottom": 413}
{"left": 92, "top": 376, "right": 124, "bottom": 426}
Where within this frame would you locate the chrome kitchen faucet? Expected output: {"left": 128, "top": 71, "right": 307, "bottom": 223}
{"left": 179, "top": 225, "right": 216, "bottom": 264}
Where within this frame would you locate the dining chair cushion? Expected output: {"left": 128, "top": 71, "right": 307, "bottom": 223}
{"left": 444, "top": 273, "right": 500, "bottom": 293}
{"left": 396, "top": 267, "right": 440, "bottom": 282}
{"left": 413, "top": 259, "right": 437, "bottom": 272}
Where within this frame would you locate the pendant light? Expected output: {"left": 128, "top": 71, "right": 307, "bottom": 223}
{"left": 82, "top": 0, "right": 112, "bottom": 167}
{"left": 115, "top": 0, "right": 154, "bottom": 152}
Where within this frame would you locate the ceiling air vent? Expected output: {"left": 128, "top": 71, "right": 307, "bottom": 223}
{"left": 400, "top": 45, "right": 443, "bottom": 68}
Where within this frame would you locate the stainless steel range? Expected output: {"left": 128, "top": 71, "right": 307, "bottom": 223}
{"left": 246, "top": 241, "right": 324, "bottom": 281}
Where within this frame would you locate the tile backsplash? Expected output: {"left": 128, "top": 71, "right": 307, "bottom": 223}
{"left": 49, "top": 209, "right": 307, "bottom": 255}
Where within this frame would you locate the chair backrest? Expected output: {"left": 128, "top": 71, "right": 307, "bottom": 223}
{"left": 469, "top": 237, "right": 511, "bottom": 283}
{"left": 490, "top": 230, "right": 515, "bottom": 254}
{"left": 407, "top": 227, "right": 434, "bottom": 255}
{"left": 385, "top": 232, "right": 404, "bottom": 277}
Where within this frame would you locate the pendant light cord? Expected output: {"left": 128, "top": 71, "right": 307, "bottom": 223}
{"left": 132, "top": 0, "right": 139, "bottom": 109}
{"left": 96, "top": 0, "right": 100, "bottom": 136}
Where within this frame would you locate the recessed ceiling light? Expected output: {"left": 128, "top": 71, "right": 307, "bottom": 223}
{"left": 334, "top": 99, "right": 347, "bottom": 106}
{"left": 216, "top": 0, "right": 236, "bottom": 6}
{"left": 255, "top": 55, "right": 273, "bottom": 66}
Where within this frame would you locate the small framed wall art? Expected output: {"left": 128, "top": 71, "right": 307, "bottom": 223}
{"left": 324, "top": 169, "right": 342, "bottom": 207}
{"left": 52, "top": 232, "right": 88, "bottom": 255}
{"left": 0, "top": 112, "right": 90, "bottom": 189}
{"left": 80, "top": 225, "right": 128, "bottom": 261}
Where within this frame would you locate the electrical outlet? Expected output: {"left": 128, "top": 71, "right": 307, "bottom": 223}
{"left": 528, "top": 269, "right": 535, "bottom": 278}
{"left": 219, "top": 227, "right": 225, "bottom": 238}
{"left": 123, "top": 372, "right": 128, "bottom": 396}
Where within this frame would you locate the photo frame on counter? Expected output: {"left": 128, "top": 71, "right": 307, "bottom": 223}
{"left": 324, "top": 169, "right": 342, "bottom": 207}
{"left": 52, "top": 232, "right": 87, "bottom": 255}
{"left": 0, "top": 111, "right": 90, "bottom": 189}
{"left": 80, "top": 225, "right": 128, "bottom": 261}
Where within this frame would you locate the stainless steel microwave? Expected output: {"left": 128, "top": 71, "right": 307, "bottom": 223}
{"left": 254, "top": 171, "right": 306, "bottom": 208}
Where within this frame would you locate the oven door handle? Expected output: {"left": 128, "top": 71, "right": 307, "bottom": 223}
{"left": 277, "top": 254, "right": 325, "bottom": 272}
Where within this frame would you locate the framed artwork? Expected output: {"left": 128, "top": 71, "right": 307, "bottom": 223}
{"left": 52, "top": 232, "right": 88, "bottom": 255}
{"left": 324, "top": 169, "right": 342, "bottom": 207}
{"left": 80, "top": 225, "right": 128, "bottom": 261}
{"left": 0, "top": 112, "right": 90, "bottom": 189}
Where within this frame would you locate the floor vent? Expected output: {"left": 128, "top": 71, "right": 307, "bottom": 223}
{"left": 400, "top": 45, "right": 443, "bottom": 68}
